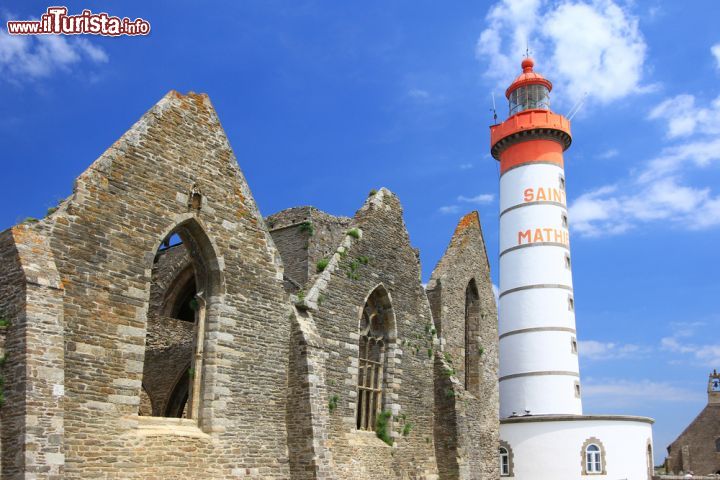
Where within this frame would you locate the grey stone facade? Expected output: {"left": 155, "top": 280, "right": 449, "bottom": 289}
{"left": 0, "top": 91, "right": 499, "bottom": 479}
{"left": 663, "top": 371, "right": 720, "bottom": 475}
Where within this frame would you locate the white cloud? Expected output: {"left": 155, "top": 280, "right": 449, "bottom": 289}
{"left": 597, "top": 148, "right": 618, "bottom": 159}
{"left": 492, "top": 283, "right": 499, "bottom": 305}
{"left": 459, "top": 163, "right": 474, "bottom": 170}
{"left": 438, "top": 205, "right": 460, "bottom": 215}
{"left": 583, "top": 378, "right": 702, "bottom": 404}
{"left": 640, "top": 138, "right": 720, "bottom": 182}
{"left": 439, "top": 193, "right": 494, "bottom": 215}
{"left": 0, "top": 17, "right": 108, "bottom": 82}
{"left": 661, "top": 326, "right": 720, "bottom": 367}
{"left": 476, "top": 0, "right": 648, "bottom": 105}
{"left": 408, "top": 88, "right": 430, "bottom": 99}
{"left": 712, "top": 43, "right": 720, "bottom": 70}
{"left": 648, "top": 94, "right": 720, "bottom": 139}
{"left": 570, "top": 177, "right": 720, "bottom": 236}
{"left": 457, "top": 193, "right": 494, "bottom": 204}
{"left": 75, "top": 38, "right": 109, "bottom": 63}
{"left": 570, "top": 58, "right": 720, "bottom": 237}
{"left": 578, "top": 340, "right": 650, "bottom": 360}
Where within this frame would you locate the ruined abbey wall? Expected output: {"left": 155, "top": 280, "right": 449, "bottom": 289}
{"left": 427, "top": 212, "right": 500, "bottom": 479}
{"left": 296, "top": 191, "right": 440, "bottom": 478}
{"left": 0, "top": 91, "right": 500, "bottom": 479}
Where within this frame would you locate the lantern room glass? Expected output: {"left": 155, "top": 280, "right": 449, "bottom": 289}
{"left": 509, "top": 84, "right": 550, "bottom": 116}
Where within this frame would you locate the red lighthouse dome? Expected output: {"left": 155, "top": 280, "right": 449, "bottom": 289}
{"left": 490, "top": 57, "right": 572, "bottom": 171}
{"left": 505, "top": 58, "right": 553, "bottom": 116}
{"left": 505, "top": 58, "right": 553, "bottom": 98}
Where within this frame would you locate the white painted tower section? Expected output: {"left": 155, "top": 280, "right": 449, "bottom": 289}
{"left": 498, "top": 161, "right": 582, "bottom": 418}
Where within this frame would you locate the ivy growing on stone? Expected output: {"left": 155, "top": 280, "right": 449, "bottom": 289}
{"left": 328, "top": 394, "right": 339, "bottom": 413}
{"left": 346, "top": 228, "right": 360, "bottom": 239}
{"left": 299, "top": 221, "right": 315, "bottom": 236}
{"left": 390, "top": 412, "right": 412, "bottom": 438}
{"left": 368, "top": 189, "right": 377, "bottom": 197}
{"left": 346, "top": 256, "right": 370, "bottom": 280}
{"left": 375, "top": 410, "right": 393, "bottom": 446}
{"left": 316, "top": 258, "right": 329, "bottom": 273}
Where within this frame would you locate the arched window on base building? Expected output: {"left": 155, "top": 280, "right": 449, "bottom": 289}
{"left": 581, "top": 437, "right": 607, "bottom": 475}
{"left": 499, "top": 440, "right": 514, "bottom": 477}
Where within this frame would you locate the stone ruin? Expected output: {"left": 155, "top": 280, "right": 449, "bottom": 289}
{"left": 0, "top": 91, "right": 499, "bottom": 479}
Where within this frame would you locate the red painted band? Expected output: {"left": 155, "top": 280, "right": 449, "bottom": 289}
{"left": 499, "top": 140, "right": 564, "bottom": 175}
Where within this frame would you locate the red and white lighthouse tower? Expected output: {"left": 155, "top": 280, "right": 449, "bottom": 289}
{"left": 490, "top": 59, "right": 654, "bottom": 480}
{"left": 491, "top": 57, "right": 579, "bottom": 418}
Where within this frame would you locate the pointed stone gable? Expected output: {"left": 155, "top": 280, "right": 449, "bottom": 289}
{"left": 427, "top": 211, "right": 500, "bottom": 480}
{"left": 6, "top": 91, "right": 293, "bottom": 478}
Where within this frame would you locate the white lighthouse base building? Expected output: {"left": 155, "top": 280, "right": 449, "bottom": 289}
{"left": 500, "top": 415, "right": 654, "bottom": 479}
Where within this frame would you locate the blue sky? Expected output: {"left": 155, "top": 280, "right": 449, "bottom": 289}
{"left": 2, "top": 0, "right": 719, "bottom": 463}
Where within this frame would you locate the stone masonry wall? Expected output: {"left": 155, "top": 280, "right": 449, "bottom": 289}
{"left": 0, "top": 224, "right": 66, "bottom": 479}
{"left": 142, "top": 316, "right": 194, "bottom": 416}
{"left": 665, "top": 404, "right": 720, "bottom": 475}
{"left": 0, "top": 228, "right": 27, "bottom": 478}
{"left": 267, "top": 206, "right": 352, "bottom": 291}
{"left": 293, "top": 189, "right": 441, "bottom": 479}
{"left": 41, "top": 91, "right": 293, "bottom": 479}
{"left": 427, "top": 212, "right": 500, "bottom": 479}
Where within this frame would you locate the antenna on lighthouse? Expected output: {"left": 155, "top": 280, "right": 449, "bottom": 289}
{"left": 491, "top": 92, "right": 498, "bottom": 124}
{"left": 567, "top": 92, "right": 588, "bottom": 121}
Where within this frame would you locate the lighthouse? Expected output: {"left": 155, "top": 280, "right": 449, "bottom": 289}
{"left": 492, "top": 57, "right": 578, "bottom": 418}
{"left": 491, "top": 58, "right": 655, "bottom": 480}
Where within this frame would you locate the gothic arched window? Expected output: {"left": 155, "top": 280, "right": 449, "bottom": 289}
{"left": 465, "top": 279, "right": 481, "bottom": 394}
{"left": 140, "top": 219, "right": 223, "bottom": 423}
{"left": 356, "top": 286, "right": 394, "bottom": 431}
